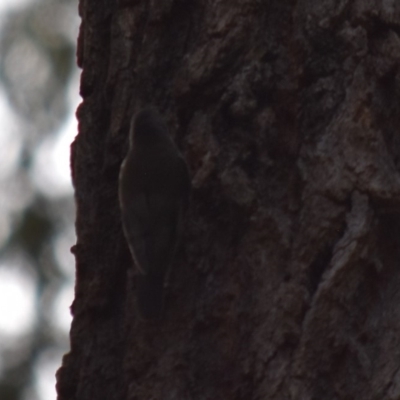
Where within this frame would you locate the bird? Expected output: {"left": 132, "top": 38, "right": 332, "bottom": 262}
{"left": 118, "top": 108, "right": 191, "bottom": 319}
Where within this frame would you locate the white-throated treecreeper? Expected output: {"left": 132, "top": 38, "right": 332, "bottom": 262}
{"left": 119, "top": 108, "right": 191, "bottom": 319}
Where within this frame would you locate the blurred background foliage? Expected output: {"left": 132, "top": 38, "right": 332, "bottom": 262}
{"left": 0, "top": 0, "right": 79, "bottom": 399}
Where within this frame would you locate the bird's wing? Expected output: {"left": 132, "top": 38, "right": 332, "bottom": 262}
{"left": 121, "top": 191, "right": 152, "bottom": 274}
{"left": 144, "top": 192, "right": 181, "bottom": 276}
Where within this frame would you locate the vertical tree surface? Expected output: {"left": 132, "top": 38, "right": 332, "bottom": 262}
{"left": 57, "top": 1, "right": 400, "bottom": 399}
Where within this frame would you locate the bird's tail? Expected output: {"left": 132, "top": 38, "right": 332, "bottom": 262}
{"left": 136, "top": 273, "right": 164, "bottom": 319}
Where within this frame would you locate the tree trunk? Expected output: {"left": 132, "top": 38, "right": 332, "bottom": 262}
{"left": 57, "top": 1, "right": 400, "bottom": 399}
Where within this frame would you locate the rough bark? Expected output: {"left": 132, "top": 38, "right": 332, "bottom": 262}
{"left": 57, "top": 0, "right": 400, "bottom": 399}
